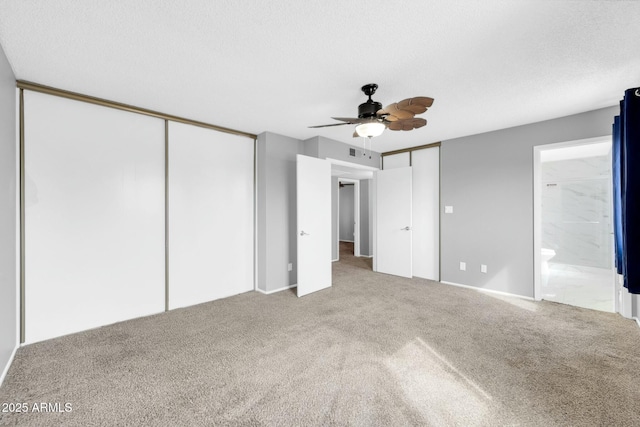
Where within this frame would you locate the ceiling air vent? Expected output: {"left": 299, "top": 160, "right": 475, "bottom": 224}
{"left": 349, "top": 148, "right": 356, "bottom": 157}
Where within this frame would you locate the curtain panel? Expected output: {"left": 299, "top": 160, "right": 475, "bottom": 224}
{"left": 614, "top": 87, "right": 640, "bottom": 294}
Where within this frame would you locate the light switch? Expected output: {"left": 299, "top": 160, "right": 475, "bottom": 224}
{"left": 445, "top": 206, "right": 453, "bottom": 214}
{"left": 460, "top": 262, "right": 466, "bottom": 271}
{"left": 481, "top": 264, "right": 487, "bottom": 273}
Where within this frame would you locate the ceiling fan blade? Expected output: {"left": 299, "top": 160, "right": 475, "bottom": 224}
{"left": 377, "top": 103, "right": 414, "bottom": 120}
{"left": 387, "top": 117, "right": 427, "bottom": 131}
{"left": 397, "top": 98, "right": 429, "bottom": 114}
{"left": 407, "top": 96, "right": 434, "bottom": 109}
{"left": 308, "top": 122, "right": 353, "bottom": 128}
{"left": 396, "top": 99, "right": 420, "bottom": 113}
{"left": 377, "top": 97, "right": 434, "bottom": 119}
{"left": 331, "top": 117, "right": 374, "bottom": 124}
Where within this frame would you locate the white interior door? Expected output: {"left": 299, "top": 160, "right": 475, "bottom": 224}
{"left": 297, "top": 154, "right": 331, "bottom": 297}
{"left": 375, "top": 167, "right": 412, "bottom": 278}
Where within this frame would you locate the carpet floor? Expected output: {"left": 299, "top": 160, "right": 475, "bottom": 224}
{"left": 1, "top": 243, "right": 639, "bottom": 426}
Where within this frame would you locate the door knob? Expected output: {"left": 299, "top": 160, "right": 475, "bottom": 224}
{"left": 401, "top": 226, "right": 411, "bottom": 231}
{"left": 300, "top": 231, "right": 310, "bottom": 236}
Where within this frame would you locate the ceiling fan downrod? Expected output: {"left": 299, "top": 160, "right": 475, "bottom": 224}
{"left": 359, "top": 84, "right": 382, "bottom": 119}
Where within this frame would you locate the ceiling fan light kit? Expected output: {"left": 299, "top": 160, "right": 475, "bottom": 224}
{"left": 309, "top": 83, "right": 433, "bottom": 140}
{"left": 356, "top": 122, "right": 386, "bottom": 138}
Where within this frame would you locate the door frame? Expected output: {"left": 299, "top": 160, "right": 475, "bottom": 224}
{"left": 327, "top": 158, "right": 377, "bottom": 261}
{"left": 338, "top": 178, "right": 360, "bottom": 258}
{"left": 533, "top": 135, "right": 614, "bottom": 306}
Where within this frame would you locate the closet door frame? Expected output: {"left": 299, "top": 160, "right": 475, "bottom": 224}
{"left": 18, "top": 81, "right": 257, "bottom": 343}
{"left": 381, "top": 142, "right": 441, "bottom": 281}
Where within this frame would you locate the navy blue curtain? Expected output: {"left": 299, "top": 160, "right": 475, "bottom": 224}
{"left": 612, "top": 115, "right": 624, "bottom": 275}
{"left": 614, "top": 87, "right": 640, "bottom": 294}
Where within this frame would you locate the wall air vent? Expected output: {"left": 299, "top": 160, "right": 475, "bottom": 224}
{"left": 349, "top": 148, "right": 356, "bottom": 157}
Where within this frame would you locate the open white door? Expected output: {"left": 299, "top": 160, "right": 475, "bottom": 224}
{"left": 375, "top": 167, "right": 412, "bottom": 278}
{"left": 297, "top": 154, "right": 332, "bottom": 297}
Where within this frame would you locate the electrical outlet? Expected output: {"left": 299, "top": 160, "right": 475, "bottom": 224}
{"left": 288, "top": 263, "right": 293, "bottom": 272}
{"left": 459, "top": 262, "right": 466, "bottom": 271}
{"left": 481, "top": 264, "right": 487, "bottom": 273}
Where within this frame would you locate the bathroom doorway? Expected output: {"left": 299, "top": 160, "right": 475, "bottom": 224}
{"left": 533, "top": 137, "right": 615, "bottom": 312}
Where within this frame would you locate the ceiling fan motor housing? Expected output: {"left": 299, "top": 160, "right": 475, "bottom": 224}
{"left": 359, "top": 83, "right": 382, "bottom": 119}
{"left": 358, "top": 100, "right": 382, "bottom": 119}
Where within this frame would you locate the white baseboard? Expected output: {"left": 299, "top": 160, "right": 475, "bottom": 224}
{"left": 439, "top": 280, "right": 535, "bottom": 301}
{"left": 360, "top": 254, "right": 373, "bottom": 258}
{"left": 634, "top": 317, "right": 640, "bottom": 329}
{"left": 0, "top": 345, "right": 18, "bottom": 387}
{"left": 339, "top": 240, "right": 354, "bottom": 243}
{"left": 256, "top": 284, "right": 297, "bottom": 295}
{"left": 332, "top": 258, "right": 339, "bottom": 262}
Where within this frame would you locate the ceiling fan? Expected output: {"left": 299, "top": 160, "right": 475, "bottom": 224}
{"left": 309, "top": 83, "right": 434, "bottom": 138}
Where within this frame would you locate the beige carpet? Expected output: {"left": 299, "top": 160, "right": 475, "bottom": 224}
{"left": 1, "top": 244, "right": 639, "bottom": 426}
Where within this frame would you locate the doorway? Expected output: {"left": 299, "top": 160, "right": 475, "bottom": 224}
{"left": 336, "top": 177, "right": 374, "bottom": 272}
{"left": 338, "top": 179, "right": 360, "bottom": 257}
{"left": 533, "top": 136, "right": 615, "bottom": 312}
{"left": 328, "top": 158, "right": 376, "bottom": 267}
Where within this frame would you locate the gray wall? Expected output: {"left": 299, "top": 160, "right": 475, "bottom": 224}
{"left": 360, "top": 179, "right": 372, "bottom": 256}
{"left": 0, "top": 43, "right": 16, "bottom": 382}
{"left": 304, "top": 136, "right": 380, "bottom": 168}
{"left": 256, "top": 132, "right": 302, "bottom": 292}
{"left": 339, "top": 184, "right": 354, "bottom": 241}
{"left": 441, "top": 106, "right": 618, "bottom": 298}
{"left": 258, "top": 133, "right": 380, "bottom": 290}
{"left": 331, "top": 176, "right": 339, "bottom": 260}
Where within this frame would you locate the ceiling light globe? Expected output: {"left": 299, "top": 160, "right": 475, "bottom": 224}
{"left": 356, "top": 122, "right": 385, "bottom": 138}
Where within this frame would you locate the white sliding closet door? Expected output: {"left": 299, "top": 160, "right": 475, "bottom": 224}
{"left": 383, "top": 152, "right": 410, "bottom": 169}
{"left": 24, "top": 91, "right": 165, "bottom": 344}
{"left": 168, "top": 122, "right": 253, "bottom": 309}
{"left": 375, "top": 167, "right": 413, "bottom": 278}
{"left": 412, "top": 147, "right": 440, "bottom": 280}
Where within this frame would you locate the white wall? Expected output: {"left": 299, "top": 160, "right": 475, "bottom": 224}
{"left": 168, "top": 122, "right": 254, "bottom": 308}
{"left": 0, "top": 41, "right": 17, "bottom": 383}
{"left": 23, "top": 91, "right": 165, "bottom": 343}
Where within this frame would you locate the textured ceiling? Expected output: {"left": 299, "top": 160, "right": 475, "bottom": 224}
{"left": 0, "top": 1, "right": 639, "bottom": 153}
